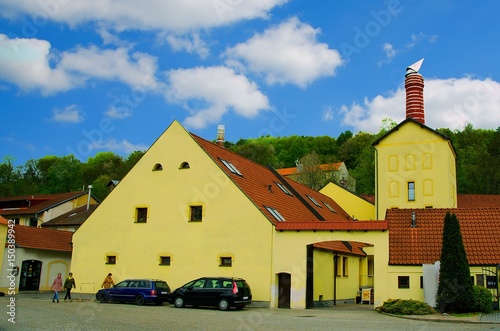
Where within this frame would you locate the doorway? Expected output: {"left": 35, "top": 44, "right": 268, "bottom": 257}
{"left": 278, "top": 273, "right": 291, "bottom": 308}
{"left": 19, "top": 260, "right": 42, "bottom": 291}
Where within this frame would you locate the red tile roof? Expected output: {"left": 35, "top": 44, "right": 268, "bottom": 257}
{"left": 457, "top": 194, "right": 500, "bottom": 208}
{"left": 10, "top": 225, "right": 73, "bottom": 252}
{"left": 0, "top": 216, "right": 8, "bottom": 225}
{"left": 41, "top": 204, "right": 98, "bottom": 228}
{"left": 313, "top": 241, "right": 373, "bottom": 256}
{"left": 192, "top": 135, "right": 372, "bottom": 230}
{"left": 0, "top": 191, "right": 91, "bottom": 216}
{"left": 275, "top": 220, "right": 388, "bottom": 231}
{"left": 387, "top": 208, "right": 500, "bottom": 265}
{"left": 277, "top": 162, "right": 344, "bottom": 176}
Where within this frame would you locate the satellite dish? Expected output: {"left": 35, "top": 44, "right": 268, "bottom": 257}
{"left": 406, "top": 58, "right": 424, "bottom": 75}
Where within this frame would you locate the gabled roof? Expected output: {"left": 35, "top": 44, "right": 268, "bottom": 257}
{"left": 191, "top": 134, "right": 383, "bottom": 231}
{"left": 0, "top": 191, "right": 93, "bottom": 216}
{"left": 372, "top": 117, "right": 456, "bottom": 155}
{"left": 387, "top": 208, "right": 500, "bottom": 265}
{"left": 277, "top": 162, "right": 345, "bottom": 176}
{"left": 457, "top": 194, "right": 500, "bottom": 208}
{"left": 41, "top": 204, "right": 99, "bottom": 228}
{"left": 10, "top": 225, "right": 73, "bottom": 252}
{"left": 313, "top": 241, "right": 373, "bottom": 257}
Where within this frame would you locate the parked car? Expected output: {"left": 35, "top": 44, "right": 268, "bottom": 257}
{"left": 170, "top": 277, "right": 252, "bottom": 311}
{"left": 96, "top": 279, "right": 171, "bottom": 306}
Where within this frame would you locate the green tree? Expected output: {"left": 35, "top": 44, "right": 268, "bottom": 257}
{"left": 437, "top": 212, "right": 474, "bottom": 313}
{"left": 296, "top": 152, "right": 322, "bottom": 190}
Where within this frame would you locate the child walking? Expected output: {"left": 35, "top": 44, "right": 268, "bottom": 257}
{"left": 51, "top": 273, "right": 63, "bottom": 303}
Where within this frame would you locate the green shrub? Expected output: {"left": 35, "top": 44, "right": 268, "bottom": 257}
{"left": 471, "top": 285, "right": 493, "bottom": 313}
{"left": 379, "top": 299, "right": 436, "bottom": 315}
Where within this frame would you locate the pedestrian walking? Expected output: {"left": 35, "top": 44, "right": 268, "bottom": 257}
{"left": 64, "top": 272, "right": 76, "bottom": 302}
{"left": 101, "top": 273, "right": 115, "bottom": 289}
{"left": 51, "top": 273, "right": 63, "bottom": 303}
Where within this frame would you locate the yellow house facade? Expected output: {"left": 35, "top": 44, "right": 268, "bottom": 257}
{"left": 71, "top": 120, "right": 388, "bottom": 308}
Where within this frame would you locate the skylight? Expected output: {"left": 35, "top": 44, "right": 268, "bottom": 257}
{"left": 323, "top": 202, "right": 337, "bottom": 213}
{"left": 220, "top": 158, "right": 243, "bottom": 176}
{"left": 306, "top": 195, "right": 321, "bottom": 207}
{"left": 265, "top": 206, "right": 285, "bottom": 221}
{"left": 275, "top": 181, "right": 292, "bottom": 196}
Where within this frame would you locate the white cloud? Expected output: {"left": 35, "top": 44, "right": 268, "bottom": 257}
{"left": 406, "top": 32, "right": 438, "bottom": 49}
{"left": 165, "top": 66, "right": 271, "bottom": 129}
{"left": 88, "top": 139, "right": 148, "bottom": 154}
{"left": 164, "top": 33, "right": 210, "bottom": 58}
{"left": 0, "top": 0, "right": 287, "bottom": 32}
{"left": 0, "top": 34, "right": 160, "bottom": 94}
{"left": 322, "top": 106, "right": 334, "bottom": 121}
{"left": 52, "top": 104, "right": 84, "bottom": 123}
{"left": 377, "top": 42, "right": 396, "bottom": 66}
{"left": 224, "top": 17, "right": 343, "bottom": 87}
{"left": 339, "top": 77, "right": 500, "bottom": 133}
{"left": 105, "top": 105, "right": 133, "bottom": 119}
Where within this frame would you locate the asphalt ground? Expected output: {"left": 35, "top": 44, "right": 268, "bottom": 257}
{"left": 0, "top": 293, "right": 499, "bottom": 331}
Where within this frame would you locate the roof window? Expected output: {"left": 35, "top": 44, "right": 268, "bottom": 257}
{"left": 323, "top": 202, "right": 337, "bottom": 213}
{"left": 275, "top": 181, "right": 292, "bottom": 196}
{"left": 306, "top": 195, "right": 321, "bottom": 207}
{"left": 220, "top": 158, "right": 242, "bottom": 176}
{"left": 264, "top": 206, "right": 285, "bottom": 221}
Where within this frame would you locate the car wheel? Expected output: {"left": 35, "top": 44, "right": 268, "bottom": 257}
{"left": 218, "top": 298, "right": 229, "bottom": 311}
{"left": 135, "top": 295, "right": 145, "bottom": 306}
{"left": 174, "top": 296, "right": 184, "bottom": 308}
{"left": 99, "top": 293, "right": 109, "bottom": 303}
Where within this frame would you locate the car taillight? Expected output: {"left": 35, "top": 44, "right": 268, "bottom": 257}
{"left": 232, "top": 281, "right": 238, "bottom": 295}
{"left": 151, "top": 290, "right": 157, "bottom": 296}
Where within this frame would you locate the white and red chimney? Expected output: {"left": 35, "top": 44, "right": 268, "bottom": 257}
{"left": 405, "top": 58, "right": 425, "bottom": 124}
{"left": 216, "top": 124, "right": 225, "bottom": 147}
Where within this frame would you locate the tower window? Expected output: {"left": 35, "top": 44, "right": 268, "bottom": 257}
{"left": 408, "top": 182, "right": 415, "bottom": 201}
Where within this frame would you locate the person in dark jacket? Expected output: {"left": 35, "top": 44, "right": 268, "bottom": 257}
{"left": 63, "top": 272, "right": 76, "bottom": 302}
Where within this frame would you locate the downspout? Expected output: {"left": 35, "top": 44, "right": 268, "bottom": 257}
{"left": 333, "top": 254, "right": 338, "bottom": 306}
{"left": 374, "top": 148, "right": 379, "bottom": 220}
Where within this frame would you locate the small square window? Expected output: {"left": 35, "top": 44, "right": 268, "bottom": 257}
{"left": 106, "top": 256, "right": 116, "bottom": 265}
{"left": 190, "top": 205, "right": 203, "bottom": 222}
{"left": 398, "top": 276, "right": 410, "bottom": 289}
{"left": 160, "top": 256, "right": 171, "bottom": 266}
{"left": 220, "top": 257, "right": 232, "bottom": 267}
{"left": 136, "top": 207, "right": 148, "bottom": 223}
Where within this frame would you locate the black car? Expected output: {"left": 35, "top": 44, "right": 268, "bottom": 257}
{"left": 96, "top": 279, "right": 171, "bottom": 306}
{"left": 170, "top": 277, "right": 252, "bottom": 311}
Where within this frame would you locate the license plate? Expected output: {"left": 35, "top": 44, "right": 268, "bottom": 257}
{"left": 243, "top": 296, "right": 248, "bottom": 300}
{"left": 161, "top": 292, "right": 169, "bottom": 294}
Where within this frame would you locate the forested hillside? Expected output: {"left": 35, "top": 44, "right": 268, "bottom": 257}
{"left": 1, "top": 123, "right": 499, "bottom": 201}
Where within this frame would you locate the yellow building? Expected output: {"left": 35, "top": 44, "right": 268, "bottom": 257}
{"left": 71, "top": 120, "right": 388, "bottom": 308}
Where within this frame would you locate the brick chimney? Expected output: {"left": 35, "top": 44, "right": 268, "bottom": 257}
{"left": 216, "top": 124, "right": 225, "bottom": 147}
{"left": 405, "top": 59, "right": 425, "bottom": 124}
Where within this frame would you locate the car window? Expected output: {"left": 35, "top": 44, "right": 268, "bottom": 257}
{"left": 221, "top": 280, "right": 233, "bottom": 288}
{"left": 139, "top": 281, "right": 150, "bottom": 288}
{"left": 128, "top": 281, "right": 139, "bottom": 288}
{"left": 192, "top": 279, "right": 205, "bottom": 289}
{"left": 155, "top": 281, "right": 169, "bottom": 290}
{"left": 115, "top": 281, "right": 128, "bottom": 288}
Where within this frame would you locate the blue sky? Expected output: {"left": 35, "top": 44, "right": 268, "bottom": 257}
{"left": 1, "top": 0, "right": 499, "bottom": 166}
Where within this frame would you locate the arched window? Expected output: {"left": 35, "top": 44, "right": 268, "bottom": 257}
{"left": 153, "top": 163, "right": 163, "bottom": 171}
{"left": 179, "top": 162, "right": 190, "bottom": 169}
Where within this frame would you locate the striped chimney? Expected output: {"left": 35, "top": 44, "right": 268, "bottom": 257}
{"left": 216, "top": 124, "right": 225, "bottom": 147}
{"left": 405, "top": 58, "right": 425, "bottom": 124}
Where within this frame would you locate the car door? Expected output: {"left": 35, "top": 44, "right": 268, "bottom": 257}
{"left": 109, "top": 280, "right": 129, "bottom": 301}
{"left": 202, "top": 278, "right": 220, "bottom": 307}
{"left": 183, "top": 278, "right": 206, "bottom": 306}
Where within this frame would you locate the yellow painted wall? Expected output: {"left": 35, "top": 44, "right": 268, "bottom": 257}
{"left": 374, "top": 122, "right": 457, "bottom": 219}
{"left": 320, "top": 183, "right": 375, "bottom": 220}
{"left": 71, "top": 121, "right": 274, "bottom": 302}
{"left": 271, "top": 229, "right": 388, "bottom": 308}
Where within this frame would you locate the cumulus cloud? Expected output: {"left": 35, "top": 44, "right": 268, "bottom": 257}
{"left": 0, "top": 0, "right": 287, "bottom": 32}
{"left": 0, "top": 34, "right": 160, "bottom": 94}
{"left": 165, "top": 66, "right": 271, "bottom": 129}
{"left": 339, "top": 77, "right": 500, "bottom": 133}
{"left": 87, "top": 139, "right": 148, "bottom": 154}
{"left": 164, "top": 33, "right": 210, "bottom": 58}
{"left": 52, "top": 104, "right": 84, "bottom": 123}
{"left": 224, "top": 17, "right": 343, "bottom": 87}
{"left": 377, "top": 42, "right": 396, "bottom": 66}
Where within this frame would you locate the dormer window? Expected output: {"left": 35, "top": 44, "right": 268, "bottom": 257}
{"left": 306, "top": 195, "right": 321, "bottom": 207}
{"left": 153, "top": 163, "right": 163, "bottom": 171}
{"left": 179, "top": 162, "right": 190, "bottom": 169}
{"left": 220, "top": 158, "right": 242, "bottom": 176}
{"left": 264, "top": 206, "right": 285, "bottom": 221}
{"left": 275, "top": 181, "right": 292, "bottom": 196}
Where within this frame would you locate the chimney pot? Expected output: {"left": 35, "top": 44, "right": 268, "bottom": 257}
{"left": 405, "top": 59, "right": 425, "bottom": 124}
{"left": 216, "top": 124, "right": 225, "bottom": 147}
